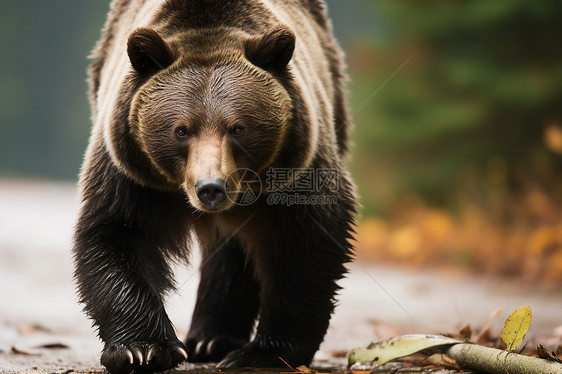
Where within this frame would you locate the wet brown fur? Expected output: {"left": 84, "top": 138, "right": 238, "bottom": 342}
{"left": 75, "top": 1, "right": 356, "bottom": 373}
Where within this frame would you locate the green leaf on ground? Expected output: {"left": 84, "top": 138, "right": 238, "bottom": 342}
{"left": 348, "top": 334, "right": 460, "bottom": 367}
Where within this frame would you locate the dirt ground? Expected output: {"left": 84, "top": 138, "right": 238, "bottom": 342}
{"left": 1, "top": 179, "right": 561, "bottom": 373}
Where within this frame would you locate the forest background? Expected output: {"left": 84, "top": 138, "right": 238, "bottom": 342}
{"left": 1, "top": 1, "right": 561, "bottom": 284}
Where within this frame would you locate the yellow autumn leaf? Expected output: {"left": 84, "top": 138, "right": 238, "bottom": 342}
{"left": 501, "top": 306, "right": 532, "bottom": 351}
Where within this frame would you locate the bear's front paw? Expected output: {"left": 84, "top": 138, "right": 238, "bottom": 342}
{"left": 218, "top": 339, "right": 303, "bottom": 368}
{"left": 101, "top": 340, "right": 188, "bottom": 374}
{"left": 186, "top": 335, "right": 246, "bottom": 362}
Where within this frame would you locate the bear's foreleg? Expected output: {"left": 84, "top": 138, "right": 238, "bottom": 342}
{"left": 74, "top": 150, "right": 190, "bottom": 373}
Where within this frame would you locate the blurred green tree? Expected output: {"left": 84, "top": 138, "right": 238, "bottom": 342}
{"left": 0, "top": 1, "right": 109, "bottom": 179}
{"left": 350, "top": 1, "right": 562, "bottom": 215}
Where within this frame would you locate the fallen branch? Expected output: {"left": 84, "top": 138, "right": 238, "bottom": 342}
{"left": 349, "top": 334, "right": 562, "bottom": 374}
{"left": 447, "top": 343, "right": 562, "bottom": 374}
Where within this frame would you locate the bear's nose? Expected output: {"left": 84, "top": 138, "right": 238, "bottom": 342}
{"left": 195, "top": 177, "right": 227, "bottom": 210}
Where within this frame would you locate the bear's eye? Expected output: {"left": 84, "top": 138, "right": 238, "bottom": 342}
{"left": 175, "top": 127, "right": 189, "bottom": 139}
{"left": 229, "top": 126, "right": 245, "bottom": 138}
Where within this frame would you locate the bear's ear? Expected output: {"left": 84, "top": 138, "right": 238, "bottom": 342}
{"left": 245, "top": 25, "right": 295, "bottom": 71}
{"left": 127, "top": 28, "right": 175, "bottom": 76}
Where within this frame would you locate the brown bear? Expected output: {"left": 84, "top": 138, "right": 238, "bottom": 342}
{"left": 73, "top": 0, "right": 356, "bottom": 373}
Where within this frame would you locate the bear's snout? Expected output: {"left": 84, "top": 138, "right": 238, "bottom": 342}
{"left": 195, "top": 177, "right": 227, "bottom": 211}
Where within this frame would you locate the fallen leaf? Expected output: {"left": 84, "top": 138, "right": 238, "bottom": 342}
{"left": 17, "top": 324, "right": 51, "bottom": 335}
{"left": 329, "top": 350, "right": 348, "bottom": 358}
{"left": 35, "top": 343, "right": 69, "bottom": 349}
{"left": 501, "top": 306, "right": 532, "bottom": 351}
{"left": 348, "top": 334, "right": 460, "bottom": 367}
{"left": 460, "top": 324, "right": 472, "bottom": 340}
{"left": 474, "top": 324, "right": 491, "bottom": 345}
{"left": 295, "top": 365, "right": 315, "bottom": 373}
{"left": 537, "top": 344, "right": 562, "bottom": 363}
{"left": 424, "top": 353, "right": 461, "bottom": 370}
{"left": 11, "top": 347, "right": 40, "bottom": 356}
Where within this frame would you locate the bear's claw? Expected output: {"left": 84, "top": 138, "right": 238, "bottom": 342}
{"left": 132, "top": 345, "right": 143, "bottom": 365}
{"left": 186, "top": 335, "right": 246, "bottom": 362}
{"left": 101, "top": 340, "right": 187, "bottom": 373}
{"left": 125, "top": 348, "right": 134, "bottom": 365}
{"left": 176, "top": 346, "right": 189, "bottom": 360}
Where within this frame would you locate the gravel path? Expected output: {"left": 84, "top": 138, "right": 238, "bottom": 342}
{"left": 1, "top": 179, "right": 561, "bottom": 372}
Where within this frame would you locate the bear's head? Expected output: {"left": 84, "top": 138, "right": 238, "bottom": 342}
{"left": 124, "top": 25, "right": 305, "bottom": 212}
